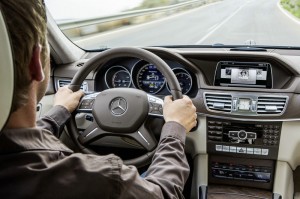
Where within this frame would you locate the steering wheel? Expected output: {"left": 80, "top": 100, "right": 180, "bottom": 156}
{"left": 66, "top": 47, "right": 182, "bottom": 167}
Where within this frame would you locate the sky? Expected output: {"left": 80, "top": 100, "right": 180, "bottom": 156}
{"left": 45, "top": 0, "right": 144, "bottom": 21}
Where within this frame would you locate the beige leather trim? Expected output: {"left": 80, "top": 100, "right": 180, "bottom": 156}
{"left": 0, "top": 10, "right": 14, "bottom": 131}
{"left": 278, "top": 121, "right": 300, "bottom": 170}
{"left": 273, "top": 161, "right": 294, "bottom": 199}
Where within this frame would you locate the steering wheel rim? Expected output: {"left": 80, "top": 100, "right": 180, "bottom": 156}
{"left": 66, "top": 47, "right": 182, "bottom": 167}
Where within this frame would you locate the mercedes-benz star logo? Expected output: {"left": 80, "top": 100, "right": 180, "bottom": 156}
{"left": 110, "top": 97, "right": 127, "bottom": 116}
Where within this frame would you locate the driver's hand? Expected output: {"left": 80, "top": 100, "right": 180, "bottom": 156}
{"left": 54, "top": 86, "right": 84, "bottom": 113}
{"left": 163, "top": 95, "right": 197, "bottom": 133}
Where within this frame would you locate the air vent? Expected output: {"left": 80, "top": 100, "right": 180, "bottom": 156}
{"left": 257, "top": 96, "right": 288, "bottom": 115}
{"left": 205, "top": 93, "right": 232, "bottom": 113}
{"left": 57, "top": 79, "right": 88, "bottom": 92}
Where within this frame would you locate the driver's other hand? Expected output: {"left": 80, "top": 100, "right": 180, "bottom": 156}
{"left": 163, "top": 95, "right": 197, "bottom": 133}
{"left": 54, "top": 86, "right": 84, "bottom": 113}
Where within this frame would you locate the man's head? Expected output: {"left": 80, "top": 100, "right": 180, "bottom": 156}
{"left": 0, "top": 0, "right": 49, "bottom": 112}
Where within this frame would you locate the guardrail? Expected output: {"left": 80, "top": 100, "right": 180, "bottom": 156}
{"left": 58, "top": 0, "right": 206, "bottom": 30}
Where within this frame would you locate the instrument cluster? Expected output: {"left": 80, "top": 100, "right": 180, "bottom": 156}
{"left": 98, "top": 59, "right": 195, "bottom": 95}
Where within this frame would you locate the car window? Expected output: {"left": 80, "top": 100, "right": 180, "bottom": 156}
{"left": 45, "top": 0, "right": 300, "bottom": 50}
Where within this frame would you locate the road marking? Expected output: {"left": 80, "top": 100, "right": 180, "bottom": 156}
{"left": 277, "top": 1, "right": 300, "bottom": 25}
{"left": 195, "top": 1, "right": 249, "bottom": 44}
{"left": 207, "top": 23, "right": 219, "bottom": 32}
{"left": 75, "top": 1, "right": 222, "bottom": 44}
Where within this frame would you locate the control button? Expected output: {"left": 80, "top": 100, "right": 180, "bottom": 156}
{"left": 148, "top": 96, "right": 156, "bottom": 102}
{"left": 226, "top": 171, "right": 234, "bottom": 178}
{"left": 269, "top": 125, "right": 274, "bottom": 129}
{"left": 263, "top": 139, "right": 268, "bottom": 144}
{"left": 208, "top": 131, "right": 215, "bottom": 135}
{"left": 212, "top": 162, "right": 220, "bottom": 168}
{"left": 269, "top": 130, "right": 274, "bottom": 134}
{"left": 254, "top": 167, "right": 261, "bottom": 172}
{"left": 273, "top": 140, "right": 278, "bottom": 145}
{"left": 215, "top": 131, "right": 222, "bottom": 136}
{"left": 246, "top": 148, "right": 254, "bottom": 154}
{"left": 263, "top": 130, "right": 269, "bottom": 134}
{"left": 223, "top": 122, "right": 231, "bottom": 126}
{"left": 254, "top": 148, "right": 262, "bottom": 155}
{"left": 208, "top": 136, "right": 222, "bottom": 141}
{"left": 229, "top": 131, "right": 238, "bottom": 138}
{"left": 221, "top": 164, "right": 229, "bottom": 169}
{"left": 245, "top": 172, "right": 255, "bottom": 180}
{"left": 247, "top": 132, "right": 256, "bottom": 139}
{"left": 255, "top": 124, "right": 263, "bottom": 128}
{"left": 216, "top": 121, "right": 222, "bottom": 125}
{"left": 85, "top": 115, "right": 94, "bottom": 122}
{"left": 158, "top": 105, "right": 163, "bottom": 114}
{"left": 216, "top": 145, "right": 223, "bottom": 151}
{"left": 261, "top": 168, "right": 271, "bottom": 173}
{"left": 262, "top": 149, "right": 269, "bottom": 155}
{"left": 268, "top": 140, "right": 273, "bottom": 145}
{"left": 222, "top": 145, "right": 230, "bottom": 152}
{"left": 230, "top": 146, "right": 237, "bottom": 153}
{"left": 254, "top": 172, "right": 271, "bottom": 182}
{"left": 238, "top": 130, "right": 247, "bottom": 140}
{"left": 237, "top": 147, "right": 246, "bottom": 154}
{"left": 274, "top": 125, "right": 280, "bottom": 130}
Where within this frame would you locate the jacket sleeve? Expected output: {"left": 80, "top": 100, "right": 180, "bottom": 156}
{"left": 36, "top": 105, "right": 71, "bottom": 137}
{"left": 116, "top": 121, "right": 190, "bottom": 199}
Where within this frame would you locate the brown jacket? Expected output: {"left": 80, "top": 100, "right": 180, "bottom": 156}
{"left": 0, "top": 105, "right": 189, "bottom": 199}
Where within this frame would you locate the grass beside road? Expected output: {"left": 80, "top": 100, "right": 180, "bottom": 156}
{"left": 281, "top": 0, "right": 300, "bottom": 18}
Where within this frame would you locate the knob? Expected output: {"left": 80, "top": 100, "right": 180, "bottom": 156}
{"left": 238, "top": 130, "right": 247, "bottom": 140}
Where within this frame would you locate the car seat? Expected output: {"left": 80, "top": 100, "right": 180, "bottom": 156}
{"left": 0, "top": 9, "right": 14, "bottom": 131}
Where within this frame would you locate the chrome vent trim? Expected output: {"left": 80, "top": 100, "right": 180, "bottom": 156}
{"left": 57, "top": 79, "right": 88, "bottom": 92}
{"left": 204, "top": 93, "right": 232, "bottom": 113}
{"left": 257, "top": 96, "right": 288, "bottom": 115}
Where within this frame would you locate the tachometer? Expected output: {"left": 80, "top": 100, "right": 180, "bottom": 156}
{"left": 105, "top": 66, "right": 131, "bottom": 88}
{"left": 167, "top": 68, "right": 192, "bottom": 94}
{"left": 137, "top": 64, "right": 165, "bottom": 94}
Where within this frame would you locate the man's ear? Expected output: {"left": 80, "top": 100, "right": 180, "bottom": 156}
{"left": 29, "top": 44, "right": 44, "bottom": 82}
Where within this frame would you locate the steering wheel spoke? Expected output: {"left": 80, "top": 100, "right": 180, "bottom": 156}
{"left": 130, "top": 123, "right": 157, "bottom": 151}
{"left": 78, "top": 121, "right": 109, "bottom": 145}
{"left": 147, "top": 94, "right": 164, "bottom": 117}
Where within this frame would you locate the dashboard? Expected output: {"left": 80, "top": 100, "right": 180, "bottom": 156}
{"left": 52, "top": 47, "right": 300, "bottom": 198}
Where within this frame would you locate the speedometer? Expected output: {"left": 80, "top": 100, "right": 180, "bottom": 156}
{"left": 105, "top": 66, "right": 131, "bottom": 88}
{"left": 167, "top": 68, "right": 192, "bottom": 94}
{"left": 137, "top": 64, "right": 165, "bottom": 94}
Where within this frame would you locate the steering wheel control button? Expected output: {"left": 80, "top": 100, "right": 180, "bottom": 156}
{"left": 261, "top": 149, "right": 269, "bottom": 155}
{"left": 147, "top": 94, "right": 163, "bottom": 116}
{"left": 110, "top": 97, "right": 127, "bottom": 116}
{"left": 79, "top": 99, "right": 95, "bottom": 110}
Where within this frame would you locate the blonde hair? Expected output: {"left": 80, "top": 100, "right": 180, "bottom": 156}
{"left": 0, "top": 0, "right": 48, "bottom": 112}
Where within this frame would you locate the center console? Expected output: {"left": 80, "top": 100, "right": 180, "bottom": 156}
{"left": 206, "top": 117, "right": 282, "bottom": 191}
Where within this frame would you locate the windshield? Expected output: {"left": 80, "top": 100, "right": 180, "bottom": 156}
{"left": 46, "top": 0, "right": 300, "bottom": 49}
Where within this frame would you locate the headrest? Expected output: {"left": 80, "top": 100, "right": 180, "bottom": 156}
{"left": 0, "top": 9, "right": 14, "bottom": 131}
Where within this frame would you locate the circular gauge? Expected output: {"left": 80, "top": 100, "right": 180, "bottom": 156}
{"left": 112, "top": 70, "right": 131, "bottom": 88}
{"left": 136, "top": 64, "right": 165, "bottom": 94}
{"left": 105, "top": 66, "right": 131, "bottom": 88}
{"left": 167, "top": 68, "right": 192, "bottom": 94}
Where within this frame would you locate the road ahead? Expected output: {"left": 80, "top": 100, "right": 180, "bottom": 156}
{"left": 75, "top": 0, "right": 300, "bottom": 49}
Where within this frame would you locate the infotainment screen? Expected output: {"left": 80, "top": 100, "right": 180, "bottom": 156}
{"left": 214, "top": 61, "right": 272, "bottom": 88}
